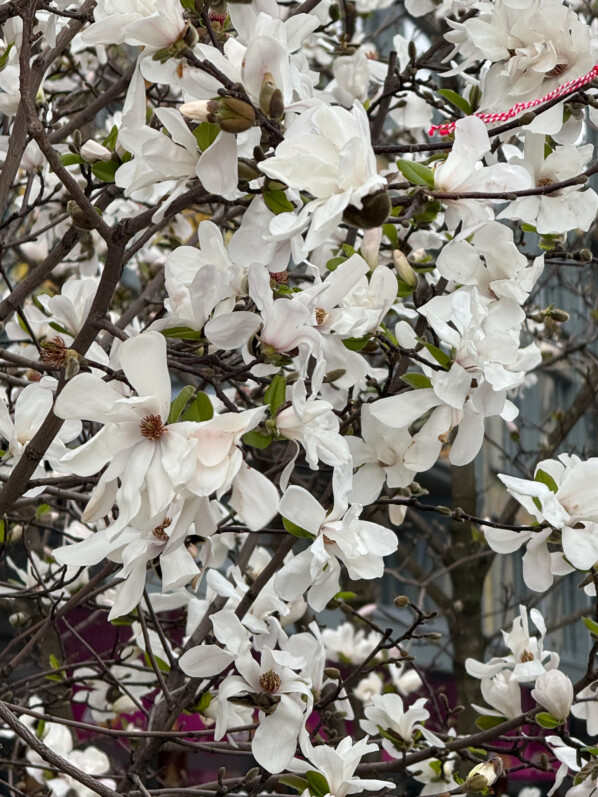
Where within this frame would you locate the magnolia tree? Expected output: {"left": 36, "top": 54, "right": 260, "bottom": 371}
{"left": 2, "top": 0, "right": 598, "bottom": 796}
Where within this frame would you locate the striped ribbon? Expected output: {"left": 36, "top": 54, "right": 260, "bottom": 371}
{"left": 427, "top": 64, "right": 598, "bottom": 137}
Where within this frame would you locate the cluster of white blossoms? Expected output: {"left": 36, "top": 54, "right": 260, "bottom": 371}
{"left": 1, "top": 0, "right": 598, "bottom": 793}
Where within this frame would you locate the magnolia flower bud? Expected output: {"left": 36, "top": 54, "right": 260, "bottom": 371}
{"left": 393, "top": 250, "right": 417, "bottom": 287}
{"left": 259, "top": 72, "right": 284, "bottom": 119}
{"left": 80, "top": 140, "right": 113, "bottom": 162}
{"left": 394, "top": 595, "right": 410, "bottom": 607}
{"left": 464, "top": 758, "right": 503, "bottom": 792}
{"left": 67, "top": 200, "right": 103, "bottom": 230}
{"left": 343, "top": 189, "right": 391, "bottom": 229}
{"left": 182, "top": 97, "right": 256, "bottom": 133}
{"left": 361, "top": 226, "right": 382, "bottom": 270}
{"left": 180, "top": 99, "right": 213, "bottom": 122}
{"left": 214, "top": 97, "right": 256, "bottom": 134}
{"left": 531, "top": 669, "right": 574, "bottom": 721}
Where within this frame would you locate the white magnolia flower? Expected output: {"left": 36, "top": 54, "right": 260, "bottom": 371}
{"left": 495, "top": 454, "right": 598, "bottom": 588}
{"left": 360, "top": 693, "right": 443, "bottom": 754}
{"left": 0, "top": 383, "right": 81, "bottom": 489}
{"left": 274, "top": 485, "right": 398, "bottom": 611}
{"left": 571, "top": 682, "right": 598, "bottom": 735}
{"left": 27, "top": 720, "right": 115, "bottom": 797}
{"left": 474, "top": 670, "right": 522, "bottom": 719}
{"left": 321, "top": 622, "right": 382, "bottom": 665}
{"left": 433, "top": 116, "right": 532, "bottom": 231}
{"left": 54, "top": 331, "right": 197, "bottom": 531}
{"left": 259, "top": 101, "right": 388, "bottom": 253}
{"left": 436, "top": 222, "right": 544, "bottom": 304}
{"left": 466, "top": 605, "right": 559, "bottom": 683}
{"left": 289, "top": 736, "right": 394, "bottom": 796}
{"left": 54, "top": 498, "right": 210, "bottom": 620}
{"left": 210, "top": 646, "right": 312, "bottom": 773}
{"left": 498, "top": 134, "right": 598, "bottom": 234}
{"left": 531, "top": 669, "right": 574, "bottom": 720}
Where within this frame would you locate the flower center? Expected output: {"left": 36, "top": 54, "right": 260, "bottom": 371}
{"left": 315, "top": 307, "right": 328, "bottom": 326}
{"left": 545, "top": 63, "right": 567, "bottom": 78}
{"left": 537, "top": 177, "right": 555, "bottom": 187}
{"left": 259, "top": 670, "right": 281, "bottom": 693}
{"left": 41, "top": 336, "right": 68, "bottom": 366}
{"left": 139, "top": 414, "right": 166, "bottom": 440}
{"left": 152, "top": 517, "right": 172, "bottom": 541}
{"left": 520, "top": 649, "right": 534, "bottom": 662}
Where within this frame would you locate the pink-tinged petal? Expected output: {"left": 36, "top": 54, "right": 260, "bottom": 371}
{"left": 229, "top": 464, "right": 279, "bottom": 531}
{"left": 119, "top": 332, "right": 171, "bottom": 417}
{"left": 279, "top": 485, "right": 325, "bottom": 535}
{"left": 179, "top": 644, "right": 236, "bottom": 678}
{"left": 54, "top": 373, "right": 130, "bottom": 424}
{"left": 253, "top": 695, "right": 304, "bottom": 773}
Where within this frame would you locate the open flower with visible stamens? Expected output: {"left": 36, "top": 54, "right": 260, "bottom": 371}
{"left": 53, "top": 331, "right": 197, "bottom": 532}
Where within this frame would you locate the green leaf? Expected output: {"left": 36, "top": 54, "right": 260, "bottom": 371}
{"left": 36, "top": 504, "right": 51, "bottom": 518}
{"left": 0, "top": 42, "right": 14, "bottom": 71}
{"left": 168, "top": 385, "right": 195, "bottom": 424}
{"left": 243, "top": 429, "right": 274, "bottom": 449}
{"left": 193, "top": 121, "right": 220, "bottom": 151}
{"left": 418, "top": 339, "right": 451, "bottom": 369}
{"left": 60, "top": 152, "right": 84, "bottom": 167}
{"left": 520, "top": 223, "right": 537, "bottom": 233}
{"left": 264, "top": 373, "right": 287, "bottom": 415}
{"left": 49, "top": 321, "right": 70, "bottom": 335}
{"left": 49, "top": 654, "right": 61, "bottom": 670}
{"left": 343, "top": 336, "right": 370, "bottom": 351}
{"left": 437, "top": 89, "right": 471, "bottom": 116}
{"left": 535, "top": 468, "right": 558, "bottom": 493}
{"left": 263, "top": 189, "right": 294, "bottom": 215}
{"left": 306, "top": 771, "right": 331, "bottom": 797}
{"left": 326, "top": 256, "right": 346, "bottom": 272}
{"left": 161, "top": 326, "right": 204, "bottom": 341}
{"left": 283, "top": 516, "right": 316, "bottom": 539}
{"left": 102, "top": 125, "right": 119, "bottom": 152}
{"left": 45, "top": 673, "right": 63, "bottom": 682}
{"left": 0, "top": 520, "right": 5, "bottom": 543}
{"left": 397, "top": 278, "right": 416, "bottom": 298}
{"left": 401, "top": 373, "right": 433, "bottom": 389}
{"left": 110, "top": 615, "right": 134, "bottom": 626}
{"left": 35, "top": 720, "right": 46, "bottom": 738}
{"left": 279, "top": 776, "right": 310, "bottom": 794}
{"left": 382, "top": 223, "right": 398, "bottom": 249}
{"left": 429, "top": 760, "right": 443, "bottom": 777}
{"left": 194, "top": 692, "right": 213, "bottom": 714}
{"left": 582, "top": 616, "right": 598, "bottom": 635}
{"left": 181, "top": 391, "right": 214, "bottom": 422}
{"left": 334, "top": 591, "right": 357, "bottom": 601}
{"left": 143, "top": 652, "right": 170, "bottom": 673}
{"left": 474, "top": 714, "right": 506, "bottom": 731}
{"left": 396, "top": 159, "right": 435, "bottom": 188}
{"left": 342, "top": 243, "right": 356, "bottom": 258}
{"left": 91, "top": 159, "right": 119, "bottom": 183}
{"left": 535, "top": 712, "right": 562, "bottom": 729}
{"left": 180, "top": 0, "right": 197, "bottom": 9}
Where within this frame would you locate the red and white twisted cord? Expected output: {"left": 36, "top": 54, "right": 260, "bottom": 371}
{"left": 428, "top": 64, "right": 598, "bottom": 137}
